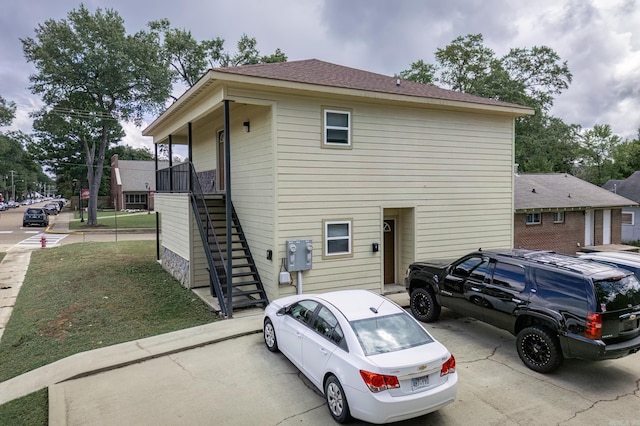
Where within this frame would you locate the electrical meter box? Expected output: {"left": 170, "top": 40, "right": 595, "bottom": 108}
{"left": 286, "top": 239, "right": 313, "bottom": 271}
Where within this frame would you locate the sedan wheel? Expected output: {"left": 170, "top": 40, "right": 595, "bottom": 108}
{"left": 324, "top": 375, "right": 351, "bottom": 423}
{"left": 263, "top": 318, "right": 279, "bottom": 352}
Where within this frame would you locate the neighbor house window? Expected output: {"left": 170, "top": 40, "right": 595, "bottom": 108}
{"left": 553, "top": 211, "right": 565, "bottom": 223}
{"left": 125, "top": 193, "right": 147, "bottom": 204}
{"left": 526, "top": 213, "right": 541, "bottom": 225}
{"left": 324, "top": 220, "right": 352, "bottom": 257}
{"left": 622, "top": 212, "right": 634, "bottom": 225}
{"left": 323, "top": 109, "right": 351, "bottom": 147}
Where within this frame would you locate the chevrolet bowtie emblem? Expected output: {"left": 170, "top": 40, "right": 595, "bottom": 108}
{"left": 418, "top": 365, "right": 427, "bottom": 371}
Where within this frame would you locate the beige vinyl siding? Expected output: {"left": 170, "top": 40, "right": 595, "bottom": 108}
{"left": 155, "top": 193, "right": 191, "bottom": 260}
{"left": 190, "top": 215, "right": 209, "bottom": 290}
{"left": 274, "top": 94, "right": 514, "bottom": 293}
{"left": 191, "top": 117, "right": 219, "bottom": 173}
{"left": 229, "top": 105, "right": 277, "bottom": 297}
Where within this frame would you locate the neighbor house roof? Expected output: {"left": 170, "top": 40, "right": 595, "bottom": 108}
{"left": 115, "top": 160, "right": 169, "bottom": 192}
{"left": 515, "top": 173, "right": 637, "bottom": 211}
{"left": 603, "top": 171, "right": 640, "bottom": 202}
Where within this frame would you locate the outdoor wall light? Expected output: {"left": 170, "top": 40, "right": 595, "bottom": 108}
{"left": 372, "top": 243, "right": 379, "bottom": 252}
{"left": 243, "top": 121, "right": 251, "bottom": 133}
{"left": 267, "top": 249, "right": 273, "bottom": 260}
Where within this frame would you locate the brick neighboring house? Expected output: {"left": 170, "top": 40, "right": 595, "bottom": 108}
{"left": 514, "top": 173, "right": 637, "bottom": 254}
{"left": 603, "top": 171, "right": 640, "bottom": 243}
{"left": 110, "top": 154, "right": 168, "bottom": 211}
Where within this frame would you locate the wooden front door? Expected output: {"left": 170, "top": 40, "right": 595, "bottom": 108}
{"left": 384, "top": 219, "right": 395, "bottom": 284}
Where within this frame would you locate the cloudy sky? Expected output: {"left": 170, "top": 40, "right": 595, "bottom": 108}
{"left": 1, "top": 0, "right": 639, "bottom": 150}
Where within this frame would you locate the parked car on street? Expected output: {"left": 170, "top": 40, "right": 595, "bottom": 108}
{"left": 405, "top": 249, "right": 640, "bottom": 373}
{"left": 7, "top": 200, "right": 19, "bottom": 208}
{"left": 263, "top": 289, "right": 457, "bottom": 424}
{"left": 43, "top": 202, "right": 60, "bottom": 215}
{"left": 23, "top": 207, "right": 49, "bottom": 227}
{"left": 0, "top": 202, "right": 6, "bottom": 211}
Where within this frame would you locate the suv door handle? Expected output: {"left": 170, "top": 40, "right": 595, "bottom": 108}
{"left": 471, "top": 287, "right": 481, "bottom": 292}
{"left": 512, "top": 298, "right": 524, "bottom": 304}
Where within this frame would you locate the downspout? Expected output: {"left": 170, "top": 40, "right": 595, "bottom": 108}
{"left": 224, "top": 100, "right": 233, "bottom": 318}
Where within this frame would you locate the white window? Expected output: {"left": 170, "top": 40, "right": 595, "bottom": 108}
{"left": 526, "top": 213, "right": 541, "bottom": 225}
{"left": 553, "top": 211, "right": 565, "bottom": 223}
{"left": 622, "top": 211, "right": 634, "bottom": 225}
{"left": 323, "top": 109, "right": 351, "bottom": 147}
{"left": 324, "top": 220, "right": 352, "bottom": 256}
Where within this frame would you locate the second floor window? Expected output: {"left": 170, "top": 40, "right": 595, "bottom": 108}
{"left": 324, "top": 109, "right": 351, "bottom": 147}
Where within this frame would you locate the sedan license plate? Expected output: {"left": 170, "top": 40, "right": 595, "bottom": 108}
{"left": 411, "top": 375, "right": 429, "bottom": 391}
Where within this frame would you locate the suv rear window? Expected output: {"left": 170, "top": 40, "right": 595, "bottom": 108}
{"left": 26, "top": 208, "right": 42, "bottom": 214}
{"left": 594, "top": 275, "right": 640, "bottom": 312}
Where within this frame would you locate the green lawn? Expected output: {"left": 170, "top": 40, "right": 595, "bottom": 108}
{"left": 68, "top": 211, "right": 157, "bottom": 230}
{"left": 0, "top": 240, "right": 217, "bottom": 423}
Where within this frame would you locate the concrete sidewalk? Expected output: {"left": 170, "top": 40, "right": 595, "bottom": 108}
{"left": 0, "top": 312, "right": 263, "bottom": 406}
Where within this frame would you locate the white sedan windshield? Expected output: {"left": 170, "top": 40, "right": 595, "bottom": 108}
{"left": 351, "top": 313, "right": 433, "bottom": 356}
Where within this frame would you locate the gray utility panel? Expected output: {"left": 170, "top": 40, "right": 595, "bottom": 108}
{"left": 286, "top": 239, "right": 313, "bottom": 271}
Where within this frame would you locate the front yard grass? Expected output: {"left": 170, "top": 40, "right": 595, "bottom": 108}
{"left": 0, "top": 240, "right": 216, "bottom": 424}
{"left": 68, "top": 211, "right": 157, "bottom": 230}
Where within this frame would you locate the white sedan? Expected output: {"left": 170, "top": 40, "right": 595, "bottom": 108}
{"left": 263, "top": 289, "right": 457, "bottom": 424}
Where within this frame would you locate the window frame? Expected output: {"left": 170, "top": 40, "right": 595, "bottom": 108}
{"left": 553, "top": 211, "right": 565, "bottom": 223}
{"left": 323, "top": 219, "right": 353, "bottom": 258}
{"left": 322, "top": 108, "right": 352, "bottom": 148}
{"left": 525, "top": 212, "right": 541, "bottom": 225}
{"left": 622, "top": 211, "right": 634, "bottom": 226}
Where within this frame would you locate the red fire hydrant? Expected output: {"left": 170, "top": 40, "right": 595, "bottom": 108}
{"left": 41, "top": 234, "right": 47, "bottom": 249}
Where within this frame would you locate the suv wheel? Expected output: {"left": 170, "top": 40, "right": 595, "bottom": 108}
{"left": 516, "top": 326, "right": 563, "bottom": 373}
{"left": 410, "top": 287, "right": 441, "bottom": 322}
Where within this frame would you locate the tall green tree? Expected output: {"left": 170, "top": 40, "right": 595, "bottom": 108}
{"left": 0, "top": 95, "right": 17, "bottom": 127}
{"left": 0, "top": 97, "right": 49, "bottom": 201}
{"left": 149, "top": 21, "right": 287, "bottom": 94}
{"left": 22, "top": 5, "right": 172, "bottom": 225}
{"left": 399, "top": 34, "right": 575, "bottom": 173}
{"left": 575, "top": 124, "right": 623, "bottom": 185}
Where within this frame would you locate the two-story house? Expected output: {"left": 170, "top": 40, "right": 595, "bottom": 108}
{"left": 142, "top": 59, "right": 533, "bottom": 317}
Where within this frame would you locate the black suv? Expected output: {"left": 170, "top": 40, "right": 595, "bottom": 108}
{"left": 405, "top": 249, "right": 640, "bottom": 373}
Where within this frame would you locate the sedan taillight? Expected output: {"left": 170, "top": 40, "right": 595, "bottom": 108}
{"left": 440, "top": 355, "right": 456, "bottom": 376}
{"left": 359, "top": 370, "right": 400, "bottom": 393}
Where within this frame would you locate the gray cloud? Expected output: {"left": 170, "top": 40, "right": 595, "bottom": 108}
{"left": 1, "top": 0, "right": 638, "bottom": 143}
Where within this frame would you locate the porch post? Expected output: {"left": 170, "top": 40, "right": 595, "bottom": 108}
{"left": 168, "top": 135, "right": 173, "bottom": 192}
{"left": 188, "top": 122, "right": 193, "bottom": 191}
{"left": 224, "top": 100, "right": 233, "bottom": 318}
{"left": 154, "top": 142, "right": 160, "bottom": 261}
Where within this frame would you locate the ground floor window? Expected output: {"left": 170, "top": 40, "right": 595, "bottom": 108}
{"left": 526, "top": 213, "right": 541, "bottom": 225}
{"left": 125, "top": 193, "right": 148, "bottom": 204}
{"left": 622, "top": 211, "right": 634, "bottom": 225}
{"left": 324, "top": 219, "right": 352, "bottom": 257}
{"left": 553, "top": 211, "right": 565, "bottom": 223}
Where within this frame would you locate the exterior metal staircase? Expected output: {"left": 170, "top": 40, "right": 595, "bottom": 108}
{"left": 188, "top": 167, "right": 268, "bottom": 317}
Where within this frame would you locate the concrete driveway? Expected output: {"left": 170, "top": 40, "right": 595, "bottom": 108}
{"left": 49, "top": 308, "right": 640, "bottom": 425}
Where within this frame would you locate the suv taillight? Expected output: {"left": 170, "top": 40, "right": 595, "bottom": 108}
{"left": 585, "top": 312, "right": 602, "bottom": 340}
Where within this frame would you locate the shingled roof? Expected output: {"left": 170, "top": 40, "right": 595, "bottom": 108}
{"left": 603, "top": 171, "right": 640, "bottom": 203}
{"left": 515, "top": 173, "right": 637, "bottom": 211}
{"left": 213, "top": 59, "right": 532, "bottom": 112}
